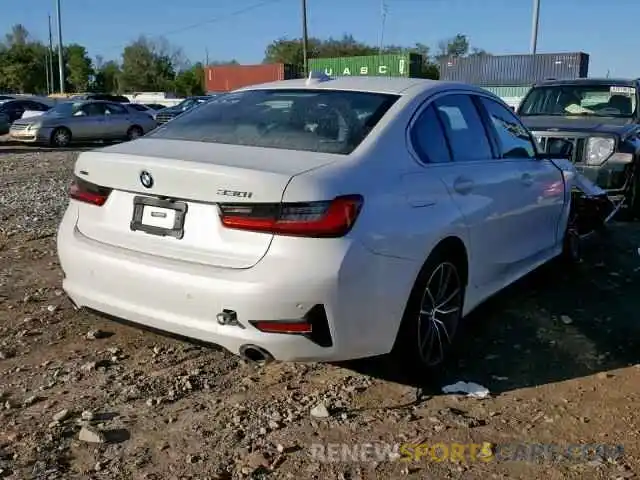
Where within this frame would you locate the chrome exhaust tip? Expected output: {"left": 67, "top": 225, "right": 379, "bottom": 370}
{"left": 239, "top": 344, "right": 274, "bottom": 365}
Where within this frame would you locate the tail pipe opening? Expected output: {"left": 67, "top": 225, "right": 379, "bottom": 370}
{"left": 239, "top": 344, "right": 274, "bottom": 365}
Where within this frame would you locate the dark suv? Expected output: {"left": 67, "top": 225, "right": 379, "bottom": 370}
{"left": 518, "top": 78, "right": 640, "bottom": 216}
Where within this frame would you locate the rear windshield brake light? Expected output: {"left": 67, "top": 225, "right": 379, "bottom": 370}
{"left": 69, "top": 176, "right": 112, "bottom": 206}
{"left": 219, "top": 195, "right": 363, "bottom": 238}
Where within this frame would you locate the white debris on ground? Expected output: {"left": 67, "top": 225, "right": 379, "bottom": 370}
{"left": 442, "top": 381, "right": 490, "bottom": 399}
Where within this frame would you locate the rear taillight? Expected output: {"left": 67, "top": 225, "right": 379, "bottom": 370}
{"left": 219, "top": 195, "right": 363, "bottom": 238}
{"left": 68, "top": 176, "right": 112, "bottom": 206}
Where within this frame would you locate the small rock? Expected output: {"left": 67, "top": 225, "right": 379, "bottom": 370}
{"left": 78, "top": 426, "right": 106, "bottom": 443}
{"left": 560, "top": 315, "right": 573, "bottom": 325}
{"left": 46, "top": 305, "right": 57, "bottom": 313}
{"left": 186, "top": 454, "right": 200, "bottom": 464}
{"left": 597, "top": 372, "right": 613, "bottom": 380}
{"left": 81, "top": 410, "right": 94, "bottom": 421}
{"left": 81, "top": 361, "right": 97, "bottom": 372}
{"left": 23, "top": 395, "right": 38, "bottom": 407}
{"left": 245, "top": 451, "right": 270, "bottom": 470}
{"left": 310, "top": 402, "right": 330, "bottom": 418}
{"left": 0, "top": 350, "right": 15, "bottom": 360}
{"left": 53, "top": 409, "right": 70, "bottom": 422}
{"left": 86, "top": 330, "right": 107, "bottom": 340}
{"left": 276, "top": 444, "right": 285, "bottom": 453}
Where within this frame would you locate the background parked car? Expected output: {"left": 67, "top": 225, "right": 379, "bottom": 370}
{"left": 126, "top": 103, "right": 162, "bottom": 119}
{"left": 154, "top": 95, "right": 215, "bottom": 125}
{"left": 70, "top": 93, "right": 130, "bottom": 103}
{"left": 9, "top": 99, "right": 157, "bottom": 147}
{"left": 0, "top": 98, "right": 52, "bottom": 125}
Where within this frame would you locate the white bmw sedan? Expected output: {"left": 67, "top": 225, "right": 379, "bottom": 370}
{"left": 57, "top": 75, "right": 576, "bottom": 368}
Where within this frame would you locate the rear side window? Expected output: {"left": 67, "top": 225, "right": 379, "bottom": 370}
{"left": 128, "top": 104, "right": 147, "bottom": 111}
{"left": 148, "top": 89, "right": 399, "bottom": 155}
{"left": 411, "top": 105, "right": 451, "bottom": 163}
{"left": 434, "top": 94, "right": 493, "bottom": 162}
{"left": 479, "top": 97, "right": 536, "bottom": 159}
{"left": 105, "top": 103, "right": 128, "bottom": 114}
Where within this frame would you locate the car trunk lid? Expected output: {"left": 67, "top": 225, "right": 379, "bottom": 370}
{"left": 73, "top": 138, "right": 339, "bottom": 269}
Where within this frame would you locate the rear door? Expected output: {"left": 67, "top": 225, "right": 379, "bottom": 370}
{"left": 477, "top": 96, "right": 565, "bottom": 254}
{"left": 103, "top": 102, "right": 131, "bottom": 138}
{"left": 428, "top": 93, "right": 537, "bottom": 286}
{"left": 73, "top": 102, "right": 109, "bottom": 140}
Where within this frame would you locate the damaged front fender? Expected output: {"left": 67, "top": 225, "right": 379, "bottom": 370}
{"left": 551, "top": 158, "right": 619, "bottom": 236}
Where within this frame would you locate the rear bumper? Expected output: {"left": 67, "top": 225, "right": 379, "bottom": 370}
{"left": 57, "top": 206, "right": 417, "bottom": 362}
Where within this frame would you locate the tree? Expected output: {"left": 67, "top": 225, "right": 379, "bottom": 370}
{"left": 0, "top": 25, "right": 49, "bottom": 93}
{"left": 5, "top": 24, "right": 29, "bottom": 46}
{"left": 66, "top": 44, "right": 93, "bottom": 92}
{"left": 173, "top": 63, "right": 205, "bottom": 96}
{"left": 436, "top": 34, "right": 470, "bottom": 59}
{"left": 119, "top": 36, "right": 177, "bottom": 92}
{"left": 92, "top": 58, "right": 121, "bottom": 93}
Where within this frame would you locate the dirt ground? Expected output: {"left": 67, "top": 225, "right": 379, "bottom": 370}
{"left": 1, "top": 141, "right": 640, "bottom": 479}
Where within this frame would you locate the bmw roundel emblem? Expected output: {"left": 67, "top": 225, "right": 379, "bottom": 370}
{"left": 140, "top": 170, "right": 153, "bottom": 189}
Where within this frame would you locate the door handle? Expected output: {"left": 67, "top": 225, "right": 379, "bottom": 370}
{"left": 521, "top": 173, "right": 534, "bottom": 186}
{"left": 453, "top": 177, "right": 474, "bottom": 195}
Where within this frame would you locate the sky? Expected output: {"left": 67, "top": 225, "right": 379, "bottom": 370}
{"left": 2, "top": 0, "right": 638, "bottom": 78}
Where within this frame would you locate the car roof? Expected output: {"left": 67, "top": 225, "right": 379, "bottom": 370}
{"left": 235, "top": 76, "right": 489, "bottom": 100}
{"left": 534, "top": 78, "right": 639, "bottom": 87}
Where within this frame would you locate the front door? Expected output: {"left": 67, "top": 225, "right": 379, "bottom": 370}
{"left": 477, "top": 96, "right": 565, "bottom": 257}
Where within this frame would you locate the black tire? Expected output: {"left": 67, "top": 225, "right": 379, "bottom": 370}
{"left": 127, "top": 125, "right": 143, "bottom": 140}
{"left": 391, "top": 249, "right": 466, "bottom": 372}
{"left": 50, "top": 127, "right": 71, "bottom": 148}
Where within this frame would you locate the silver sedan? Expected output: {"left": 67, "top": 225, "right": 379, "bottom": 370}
{"left": 9, "top": 100, "right": 157, "bottom": 147}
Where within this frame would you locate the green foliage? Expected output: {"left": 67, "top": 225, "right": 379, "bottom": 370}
{"left": 0, "top": 24, "right": 488, "bottom": 95}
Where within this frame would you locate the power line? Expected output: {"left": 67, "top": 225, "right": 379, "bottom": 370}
{"left": 101, "top": 0, "right": 286, "bottom": 55}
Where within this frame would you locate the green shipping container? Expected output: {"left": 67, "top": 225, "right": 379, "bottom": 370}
{"left": 308, "top": 54, "right": 423, "bottom": 78}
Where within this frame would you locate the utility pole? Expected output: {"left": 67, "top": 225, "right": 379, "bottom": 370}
{"left": 301, "top": 0, "right": 308, "bottom": 76}
{"left": 56, "top": 0, "right": 65, "bottom": 93}
{"left": 530, "top": 0, "right": 540, "bottom": 54}
{"left": 205, "top": 48, "right": 209, "bottom": 66}
{"left": 379, "top": 0, "right": 388, "bottom": 55}
{"left": 48, "top": 14, "right": 55, "bottom": 92}
{"left": 45, "top": 54, "right": 51, "bottom": 94}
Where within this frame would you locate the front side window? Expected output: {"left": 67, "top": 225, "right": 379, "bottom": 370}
{"left": 480, "top": 97, "right": 536, "bottom": 159}
{"left": 49, "top": 102, "right": 84, "bottom": 116}
{"left": 434, "top": 94, "right": 493, "bottom": 162}
{"left": 519, "top": 84, "right": 637, "bottom": 118}
{"left": 149, "top": 89, "right": 399, "bottom": 155}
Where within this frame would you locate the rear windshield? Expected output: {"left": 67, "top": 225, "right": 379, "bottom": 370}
{"left": 519, "top": 84, "right": 638, "bottom": 118}
{"left": 148, "top": 89, "right": 399, "bottom": 155}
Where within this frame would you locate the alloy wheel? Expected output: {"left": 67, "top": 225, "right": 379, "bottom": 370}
{"left": 53, "top": 129, "right": 70, "bottom": 147}
{"left": 416, "top": 261, "right": 462, "bottom": 366}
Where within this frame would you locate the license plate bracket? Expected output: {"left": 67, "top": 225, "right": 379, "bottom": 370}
{"left": 130, "top": 196, "right": 187, "bottom": 239}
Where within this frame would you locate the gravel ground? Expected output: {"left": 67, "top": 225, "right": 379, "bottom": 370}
{"left": 1, "top": 142, "right": 640, "bottom": 479}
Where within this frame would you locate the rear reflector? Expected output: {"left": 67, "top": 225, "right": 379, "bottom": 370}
{"left": 69, "top": 176, "right": 112, "bottom": 206}
{"left": 251, "top": 320, "right": 312, "bottom": 334}
{"left": 219, "top": 195, "right": 363, "bottom": 237}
